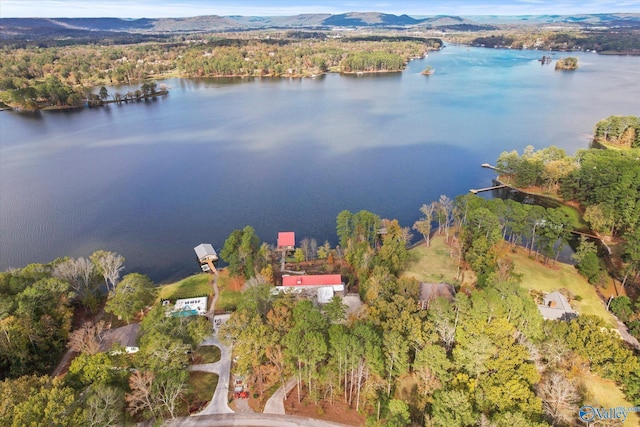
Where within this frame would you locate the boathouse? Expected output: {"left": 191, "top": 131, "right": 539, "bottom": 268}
{"left": 277, "top": 232, "right": 296, "bottom": 251}
{"left": 194, "top": 243, "right": 218, "bottom": 272}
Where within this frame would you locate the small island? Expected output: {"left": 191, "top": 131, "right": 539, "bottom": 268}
{"left": 555, "top": 56, "right": 579, "bottom": 70}
{"left": 420, "top": 66, "right": 434, "bottom": 75}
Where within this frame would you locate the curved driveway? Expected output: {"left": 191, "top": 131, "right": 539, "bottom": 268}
{"left": 189, "top": 335, "right": 233, "bottom": 414}
{"left": 263, "top": 378, "right": 297, "bottom": 414}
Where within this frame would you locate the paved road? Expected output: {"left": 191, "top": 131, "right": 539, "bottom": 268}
{"left": 263, "top": 378, "right": 297, "bottom": 414}
{"left": 617, "top": 320, "right": 640, "bottom": 350}
{"left": 166, "top": 413, "right": 352, "bottom": 426}
{"left": 189, "top": 335, "right": 233, "bottom": 415}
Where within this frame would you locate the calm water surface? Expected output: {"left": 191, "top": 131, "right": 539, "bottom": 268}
{"left": 1, "top": 46, "right": 639, "bottom": 282}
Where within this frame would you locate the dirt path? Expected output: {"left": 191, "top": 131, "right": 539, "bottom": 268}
{"left": 208, "top": 268, "right": 220, "bottom": 314}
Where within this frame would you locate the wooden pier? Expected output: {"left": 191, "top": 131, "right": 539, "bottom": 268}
{"left": 470, "top": 184, "right": 507, "bottom": 194}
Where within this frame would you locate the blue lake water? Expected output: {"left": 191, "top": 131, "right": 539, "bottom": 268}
{"left": 1, "top": 45, "right": 639, "bottom": 282}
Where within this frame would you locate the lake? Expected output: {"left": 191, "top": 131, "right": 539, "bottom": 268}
{"left": 1, "top": 45, "right": 639, "bottom": 283}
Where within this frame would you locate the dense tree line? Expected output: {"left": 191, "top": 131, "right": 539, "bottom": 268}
{"left": 0, "top": 251, "right": 124, "bottom": 379}
{"left": 339, "top": 51, "right": 406, "bottom": 73}
{"left": 0, "top": 264, "right": 211, "bottom": 425}
{"left": 594, "top": 115, "right": 640, "bottom": 148}
{"left": 497, "top": 143, "right": 640, "bottom": 236}
{"left": 455, "top": 195, "right": 573, "bottom": 286}
{"left": 560, "top": 147, "right": 640, "bottom": 235}
{"left": 467, "top": 29, "right": 640, "bottom": 53}
{"left": 496, "top": 145, "right": 575, "bottom": 190}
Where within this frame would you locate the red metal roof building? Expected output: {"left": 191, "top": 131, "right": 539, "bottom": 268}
{"left": 282, "top": 274, "right": 343, "bottom": 287}
{"left": 277, "top": 232, "right": 295, "bottom": 249}
{"left": 278, "top": 274, "right": 345, "bottom": 304}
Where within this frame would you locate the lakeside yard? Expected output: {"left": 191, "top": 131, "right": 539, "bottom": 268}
{"left": 158, "top": 269, "right": 242, "bottom": 312}
{"left": 509, "top": 248, "right": 618, "bottom": 327}
{"left": 403, "top": 237, "right": 476, "bottom": 288}
{"left": 403, "top": 235, "right": 618, "bottom": 327}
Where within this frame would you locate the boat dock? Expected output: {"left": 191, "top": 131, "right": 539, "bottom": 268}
{"left": 470, "top": 184, "right": 507, "bottom": 194}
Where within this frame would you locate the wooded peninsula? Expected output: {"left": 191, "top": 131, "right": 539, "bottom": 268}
{"left": 0, "top": 34, "right": 441, "bottom": 111}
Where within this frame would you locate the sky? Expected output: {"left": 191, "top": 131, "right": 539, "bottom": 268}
{"left": 1, "top": 0, "right": 640, "bottom": 18}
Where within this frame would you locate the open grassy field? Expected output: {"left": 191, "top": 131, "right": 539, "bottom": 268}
{"left": 509, "top": 249, "right": 617, "bottom": 327}
{"left": 583, "top": 374, "right": 639, "bottom": 426}
{"left": 403, "top": 236, "right": 475, "bottom": 287}
{"left": 158, "top": 273, "right": 212, "bottom": 301}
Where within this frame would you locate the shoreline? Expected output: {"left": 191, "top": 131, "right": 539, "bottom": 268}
{"left": 6, "top": 90, "right": 169, "bottom": 113}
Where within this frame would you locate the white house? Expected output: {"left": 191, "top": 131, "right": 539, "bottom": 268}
{"left": 173, "top": 296, "right": 208, "bottom": 316}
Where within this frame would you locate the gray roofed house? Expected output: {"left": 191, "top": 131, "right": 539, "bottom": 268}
{"left": 418, "top": 283, "right": 456, "bottom": 309}
{"left": 100, "top": 323, "right": 140, "bottom": 354}
{"left": 538, "top": 291, "right": 577, "bottom": 321}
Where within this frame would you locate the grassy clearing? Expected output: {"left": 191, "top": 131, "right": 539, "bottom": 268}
{"left": 189, "top": 371, "right": 218, "bottom": 403}
{"left": 193, "top": 345, "right": 221, "bottom": 364}
{"left": 583, "top": 374, "right": 639, "bottom": 426}
{"left": 509, "top": 248, "right": 617, "bottom": 327}
{"left": 218, "top": 289, "right": 243, "bottom": 311}
{"left": 156, "top": 270, "right": 243, "bottom": 312}
{"left": 158, "top": 273, "right": 212, "bottom": 301}
{"left": 403, "top": 236, "right": 475, "bottom": 287}
{"left": 215, "top": 270, "right": 243, "bottom": 312}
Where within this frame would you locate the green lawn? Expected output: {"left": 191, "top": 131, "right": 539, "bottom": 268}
{"left": 156, "top": 270, "right": 243, "bottom": 312}
{"left": 509, "top": 249, "right": 617, "bottom": 327}
{"left": 403, "top": 237, "right": 474, "bottom": 287}
{"left": 193, "top": 345, "right": 221, "bottom": 364}
{"left": 189, "top": 371, "right": 218, "bottom": 404}
{"left": 158, "top": 273, "right": 212, "bottom": 301}
{"left": 214, "top": 270, "right": 243, "bottom": 312}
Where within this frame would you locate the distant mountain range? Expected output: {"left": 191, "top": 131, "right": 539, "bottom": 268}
{"left": 2, "top": 12, "right": 639, "bottom": 40}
